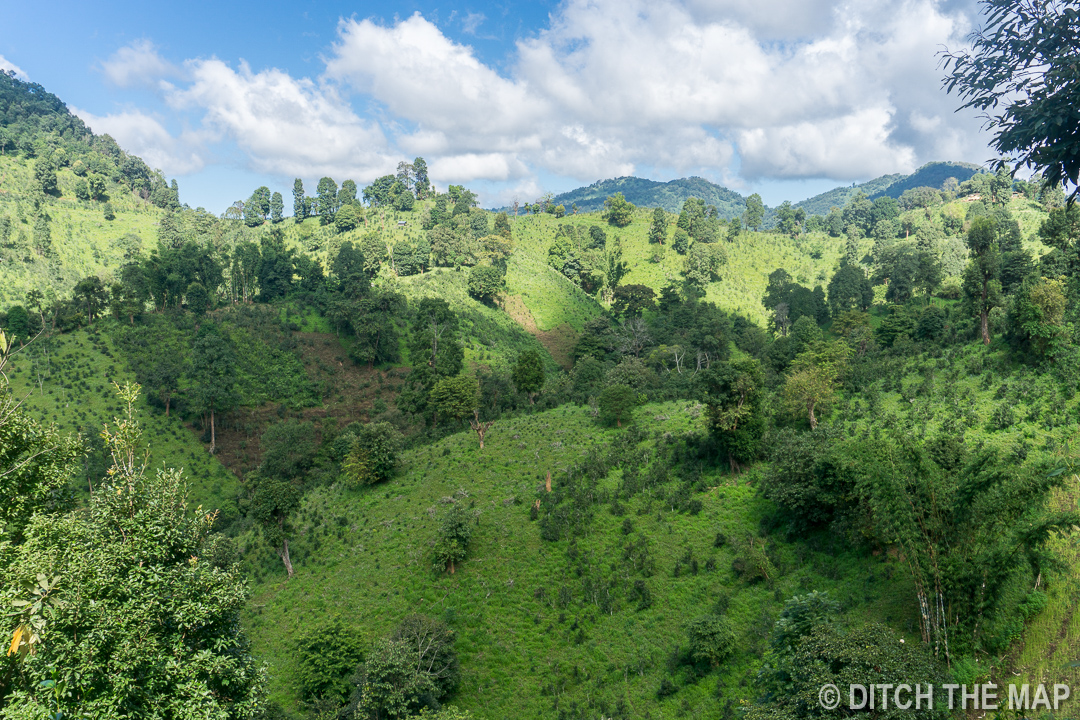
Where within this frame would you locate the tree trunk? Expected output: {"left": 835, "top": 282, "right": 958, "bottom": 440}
{"left": 164, "top": 393, "right": 171, "bottom": 418}
{"left": 729, "top": 453, "right": 740, "bottom": 475}
{"left": 281, "top": 538, "right": 294, "bottom": 578}
{"left": 210, "top": 408, "right": 217, "bottom": 453}
{"left": 528, "top": 392, "right": 535, "bottom": 406}
{"left": 545, "top": 471, "right": 552, "bottom": 493}
{"left": 980, "top": 308, "right": 990, "bottom": 345}
{"left": 448, "top": 560, "right": 455, "bottom": 575}
{"left": 808, "top": 401, "right": 818, "bottom": 430}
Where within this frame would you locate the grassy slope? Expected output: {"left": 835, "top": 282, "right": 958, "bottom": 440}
{"left": 243, "top": 402, "right": 917, "bottom": 718}
{"left": 0, "top": 156, "right": 165, "bottom": 307}
{"left": 508, "top": 207, "right": 849, "bottom": 326}
{"left": 4, "top": 327, "right": 241, "bottom": 521}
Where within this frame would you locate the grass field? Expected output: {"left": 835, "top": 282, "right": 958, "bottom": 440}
{"left": 4, "top": 327, "right": 242, "bottom": 523}
{"left": 242, "top": 401, "right": 925, "bottom": 718}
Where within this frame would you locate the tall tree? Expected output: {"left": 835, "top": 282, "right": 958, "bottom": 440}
{"left": 292, "top": 178, "right": 306, "bottom": 218}
{"left": 698, "top": 358, "right": 766, "bottom": 474}
{"left": 270, "top": 191, "right": 284, "bottom": 223}
{"left": 743, "top": 193, "right": 764, "bottom": 231}
{"left": 963, "top": 216, "right": 1002, "bottom": 344}
{"left": 2, "top": 383, "right": 266, "bottom": 715}
{"left": 648, "top": 207, "right": 668, "bottom": 244}
{"left": 603, "top": 192, "right": 634, "bottom": 227}
{"left": 413, "top": 157, "right": 429, "bottom": 198}
{"left": 316, "top": 176, "right": 339, "bottom": 224}
{"left": 511, "top": 349, "right": 545, "bottom": 405}
{"left": 189, "top": 324, "right": 237, "bottom": 453}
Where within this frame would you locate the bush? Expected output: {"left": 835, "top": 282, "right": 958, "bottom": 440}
{"left": 343, "top": 422, "right": 404, "bottom": 487}
{"left": 260, "top": 419, "right": 318, "bottom": 480}
{"left": 686, "top": 614, "right": 735, "bottom": 666}
{"left": 296, "top": 617, "right": 365, "bottom": 704}
{"left": 598, "top": 384, "right": 639, "bottom": 427}
{"left": 434, "top": 502, "right": 473, "bottom": 573}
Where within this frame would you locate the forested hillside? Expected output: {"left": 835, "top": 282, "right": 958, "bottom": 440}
{"left": 2, "top": 65, "right": 1079, "bottom": 720}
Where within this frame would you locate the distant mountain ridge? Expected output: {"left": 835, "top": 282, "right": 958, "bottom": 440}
{"left": 521, "top": 161, "right": 985, "bottom": 222}
{"left": 550, "top": 176, "right": 748, "bottom": 219}
{"left": 794, "top": 161, "right": 984, "bottom": 216}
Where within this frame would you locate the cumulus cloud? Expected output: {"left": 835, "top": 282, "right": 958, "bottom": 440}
{"left": 100, "top": 40, "right": 180, "bottom": 88}
{"left": 0, "top": 54, "right": 28, "bottom": 80}
{"left": 166, "top": 58, "right": 395, "bottom": 179}
{"left": 316, "top": 0, "right": 986, "bottom": 185}
{"left": 94, "top": 0, "right": 991, "bottom": 199}
{"left": 72, "top": 107, "right": 207, "bottom": 174}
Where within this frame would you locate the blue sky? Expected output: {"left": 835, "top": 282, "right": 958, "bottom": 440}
{"left": 1, "top": 0, "right": 990, "bottom": 213}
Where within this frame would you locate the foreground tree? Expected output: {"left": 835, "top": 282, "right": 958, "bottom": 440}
{"left": 942, "top": 0, "right": 1080, "bottom": 195}
{"left": 2, "top": 383, "right": 266, "bottom": 717}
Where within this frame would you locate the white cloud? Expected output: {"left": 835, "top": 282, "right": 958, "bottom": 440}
{"left": 71, "top": 107, "right": 207, "bottom": 175}
{"left": 100, "top": 40, "right": 179, "bottom": 89}
{"left": 0, "top": 54, "right": 28, "bottom": 80}
{"left": 166, "top": 58, "right": 394, "bottom": 180}
{"left": 90, "top": 0, "right": 991, "bottom": 202}
{"left": 314, "top": 0, "right": 986, "bottom": 185}
{"left": 462, "top": 12, "right": 486, "bottom": 36}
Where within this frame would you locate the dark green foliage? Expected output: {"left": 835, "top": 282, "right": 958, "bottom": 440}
{"left": 942, "top": 0, "right": 1080, "bottom": 193}
{"left": 466, "top": 264, "right": 505, "bottom": 303}
{"left": 185, "top": 281, "right": 209, "bottom": 317}
{"left": 335, "top": 203, "right": 361, "bottom": 233}
{"left": 598, "top": 384, "right": 639, "bottom": 427}
{"left": 648, "top": 207, "right": 668, "bottom": 244}
{"left": 685, "top": 615, "right": 735, "bottom": 666}
{"left": 761, "top": 426, "right": 853, "bottom": 532}
{"left": 296, "top": 618, "right": 366, "bottom": 704}
{"left": 963, "top": 216, "right": 1002, "bottom": 344}
{"left": 260, "top": 419, "right": 318, "bottom": 481}
{"left": 349, "top": 637, "right": 438, "bottom": 719}
{"left": 293, "top": 178, "right": 307, "bottom": 219}
{"left": 344, "top": 422, "right": 405, "bottom": 488}
{"left": 611, "top": 284, "right": 656, "bottom": 317}
{"left": 826, "top": 264, "right": 873, "bottom": 315}
{"left": 769, "top": 591, "right": 840, "bottom": 654}
{"left": 317, "top": 177, "right": 339, "bottom": 223}
{"left": 698, "top": 358, "right": 765, "bottom": 474}
{"left": 434, "top": 502, "right": 473, "bottom": 573}
{"left": 102, "top": 201, "right": 115, "bottom": 221}
{"left": 746, "top": 623, "right": 948, "bottom": 720}
{"left": 511, "top": 349, "right": 545, "bottom": 404}
{"left": 188, "top": 323, "right": 238, "bottom": 452}
{"left": 671, "top": 228, "right": 689, "bottom": 254}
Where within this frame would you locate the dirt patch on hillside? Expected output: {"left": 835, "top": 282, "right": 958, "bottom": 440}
{"left": 201, "top": 332, "right": 411, "bottom": 479}
{"left": 502, "top": 294, "right": 577, "bottom": 369}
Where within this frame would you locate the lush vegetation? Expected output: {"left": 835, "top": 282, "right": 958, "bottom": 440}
{"left": 3, "top": 20, "right": 1080, "bottom": 718}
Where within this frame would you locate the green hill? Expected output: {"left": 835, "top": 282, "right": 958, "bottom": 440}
{"left": 0, "top": 71, "right": 178, "bottom": 306}
{"left": 795, "top": 162, "right": 983, "bottom": 216}
{"left": 548, "top": 176, "right": 747, "bottom": 218}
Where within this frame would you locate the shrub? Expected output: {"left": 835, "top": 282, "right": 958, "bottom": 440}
{"left": 343, "top": 422, "right": 404, "bottom": 487}
{"left": 296, "top": 617, "right": 365, "bottom": 704}
{"left": 686, "top": 614, "right": 735, "bottom": 666}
